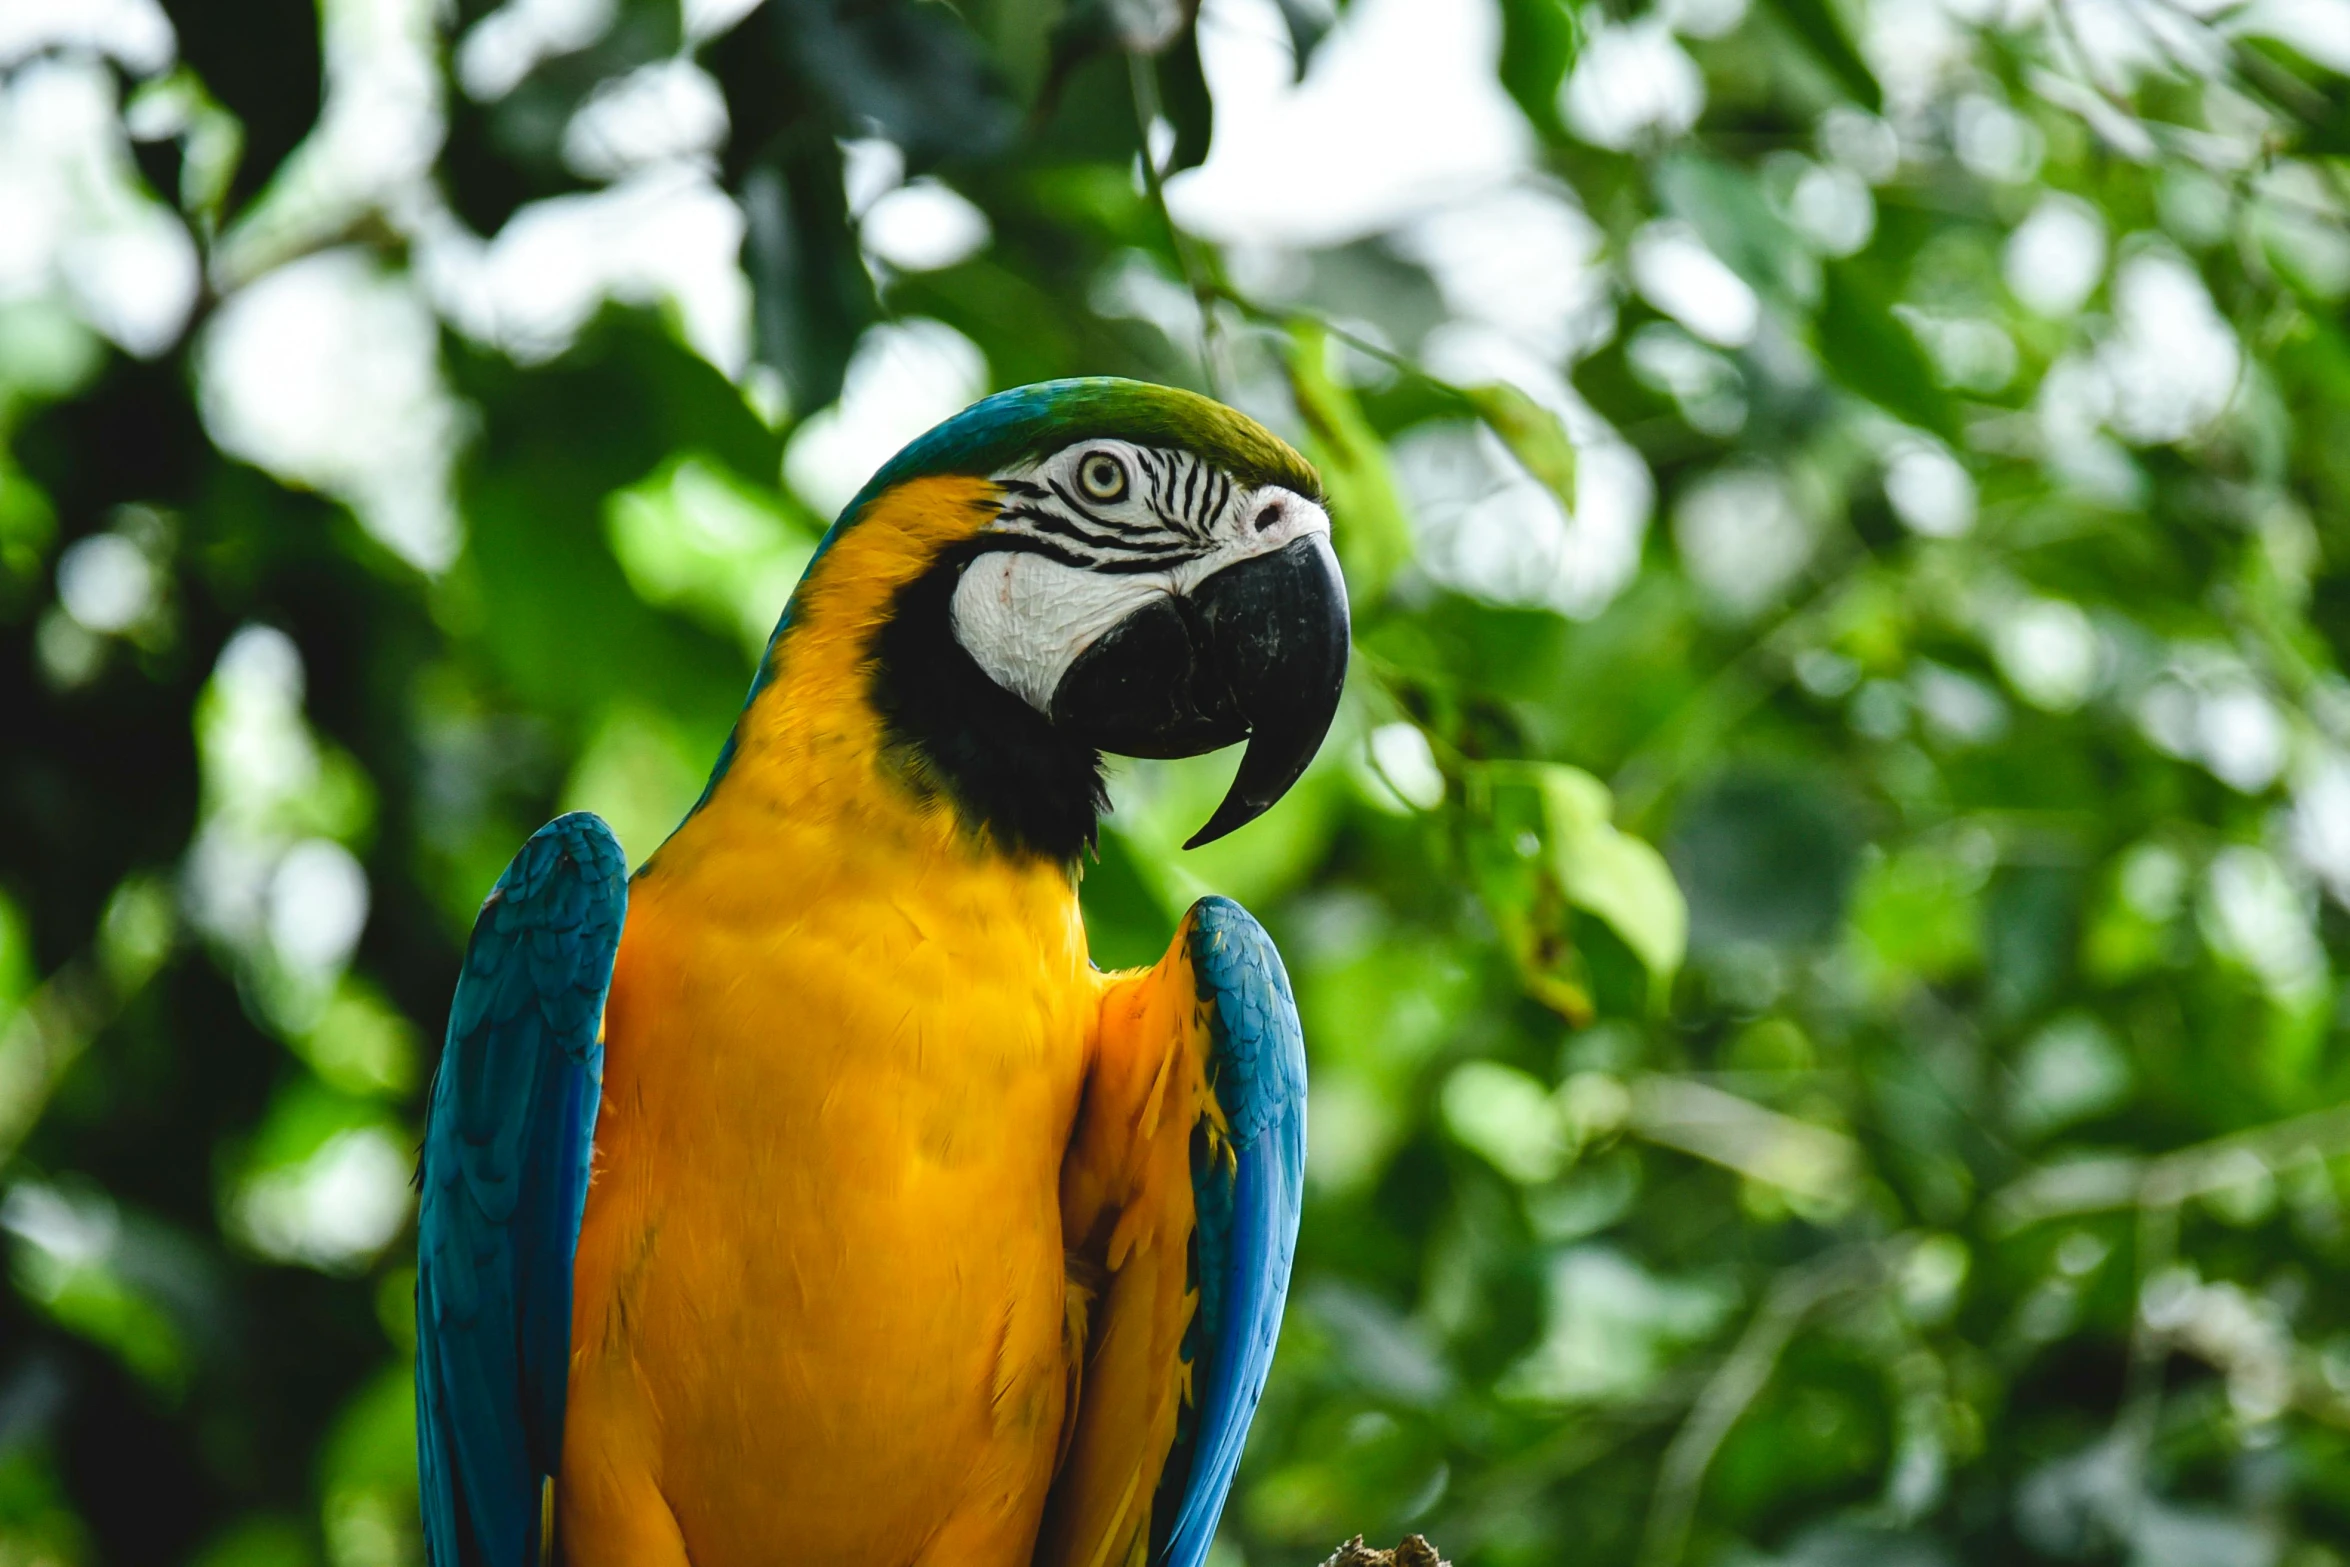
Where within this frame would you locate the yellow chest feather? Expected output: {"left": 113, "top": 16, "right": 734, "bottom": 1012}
{"left": 560, "top": 475, "right": 1112, "bottom": 1566}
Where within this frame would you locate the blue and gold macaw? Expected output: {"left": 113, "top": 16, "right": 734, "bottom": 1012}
{"left": 415, "top": 379, "right": 1348, "bottom": 1567}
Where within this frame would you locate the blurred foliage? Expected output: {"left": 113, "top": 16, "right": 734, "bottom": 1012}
{"left": 5, "top": 0, "right": 2350, "bottom": 1564}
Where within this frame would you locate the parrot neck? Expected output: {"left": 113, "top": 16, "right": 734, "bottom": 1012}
{"left": 868, "top": 537, "right": 1109, "bottom": 863}
{"left": 662, "top": 474, "right": 1106, "bottom": 872}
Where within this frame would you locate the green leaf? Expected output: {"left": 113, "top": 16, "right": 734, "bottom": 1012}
{"left": 1462, "top": 380, "right": 1577, "bottom": 509}
{"left": 1656, "top": 154, "right": 1817, "bottom": 304}
{"left": 1850, "top": 841, "right": 1984, "bottom": 987}
{"left": 605, "top": 455, "right": 818, "bottom": 661}
{"left": 737, "top": 146, "right": 879, "bottom": 418}
{"left": 561, "top": 704, "right": 712, "bottom": 870}
{"left": 1758, "top": 0, "right": 1882, "bottom": 111}
{"left": 1283, "top": 318, "right": 1415, "bottom": 607}
{"left": 1497, "top": 0, "right": 1581, "bottom": 139}
{"left": 1534, "top": 764, "right": 1688, "bottom": 992}
{"left": 7, "top": 1184, "right": 192, "bottom": 1396}
{"left": 1272, "top": 0, "right": 1339, "bottom": 79}
{"left": 321, "top": 1364, "right": 421, "bottom": 1502}
{"left": 453, "top": 313, "right": 774, "bottom": 741}
{"left": 977, "top": 0, "right": 1072, "bottom": 103}
{"left": 1817, "top": 259, "right": 1962, "bottom": 441}
{"left": 715, "top": 0, "right": 1012, "bottom": 169}
{"left": 1442, "top": 1060, "right": 1571, "bottom": 1183}
{"left": 1157, "top": 22, "right": 1216, "bottom": 172}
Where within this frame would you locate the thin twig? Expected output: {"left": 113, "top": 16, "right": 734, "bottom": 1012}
{"left": 2127, "top": 0, "right": 2337, "bottom": 125}
{"left": 1127, "top": 51, "right": 1227, "bottom": 401}
{"left": 2114, "top": 1197, "right": 2180, "bottom": 1458}
{"left": 2035, "top": 0, "right": 2346, "bottom": 206}
{"left": 1987, "top": 1100, "right": 2350, "bottom": 1232}
{"left": 2039, "top": 1, "right": 2164, "bottom": 158}
{"left": 1440, "top": 1375, "right": 1710, "bottom": 1556}
{"left": 1212, "top": 286, "right": 1434, "bottom": 383}
{"left": 1638, "top": 1246, "right": 1884, "bottom": 1567}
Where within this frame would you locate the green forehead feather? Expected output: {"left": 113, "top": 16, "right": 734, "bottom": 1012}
{"left": 828, "top": 377, "right": 1322, "bottom": 538}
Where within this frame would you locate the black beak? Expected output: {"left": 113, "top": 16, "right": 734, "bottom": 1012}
{"left": 1050, "top": 533, "right": 1351, "bottom": 849}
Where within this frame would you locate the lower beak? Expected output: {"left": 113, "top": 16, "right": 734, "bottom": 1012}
{"left": 1050, "top": 533, "right": 1351, "bottom": 849}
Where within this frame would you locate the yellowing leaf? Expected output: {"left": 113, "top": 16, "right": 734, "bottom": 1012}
{"left": 1283, "top": 318, "right": 1414, "bottom": 606}
{"left": 1463, "top": 775, "right": 1593, "bottom": 1023}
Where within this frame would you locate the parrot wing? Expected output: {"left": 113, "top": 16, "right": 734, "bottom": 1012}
{"left": 1156, "top": 894, "right": 1308, "bottom": 1567}
{"left": 1042, "top": 893, "right": 1309, "bottom": 1567}
{"left": 415, "top": 813, "right": 627, "bottom": 1567}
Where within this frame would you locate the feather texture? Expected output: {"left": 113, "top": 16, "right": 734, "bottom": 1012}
{"left": 1158, "top": 896, "right": 1308, "bottom": 1567}
{"left": 1038, "top": 894, "right": 1308, "bottom": 1567}
{"left": 416, "top": 813, "right": 627, "bottom": 1567}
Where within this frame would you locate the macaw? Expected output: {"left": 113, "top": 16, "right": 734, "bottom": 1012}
{"left": 414, "top": 379, "right": 1349, "bottom": 1567}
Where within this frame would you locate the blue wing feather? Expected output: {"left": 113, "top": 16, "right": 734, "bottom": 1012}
{"left": 416, "top": 813, "right": 626, "bottom": 1567}
{"left": 1159, "top": 895, "right": 1309, "bottom": 1567}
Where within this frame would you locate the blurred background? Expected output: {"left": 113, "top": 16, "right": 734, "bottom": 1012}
{"left": 4, "top": 0, "right": 2350, "bottom": 1562}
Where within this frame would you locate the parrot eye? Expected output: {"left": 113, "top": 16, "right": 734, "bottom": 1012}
{"left": 1077, "top": 452, "right": 1129, "bottom": 502}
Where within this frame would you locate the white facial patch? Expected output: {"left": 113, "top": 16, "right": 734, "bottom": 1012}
{"left": 947, "top": 438, "right": 1330, "bottom": 715}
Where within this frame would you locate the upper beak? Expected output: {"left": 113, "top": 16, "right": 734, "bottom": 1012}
{"left": 1050, "top": 533, "right": 1352, "bottom": 849}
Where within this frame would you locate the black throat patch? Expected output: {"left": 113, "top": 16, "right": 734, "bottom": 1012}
{"left": 868, "top": 539, "right": 1109, "bottom": 864}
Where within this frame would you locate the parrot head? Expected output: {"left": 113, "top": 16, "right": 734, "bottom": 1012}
{"left": 768, "top": 377, "right": 1350, "bottom": 863}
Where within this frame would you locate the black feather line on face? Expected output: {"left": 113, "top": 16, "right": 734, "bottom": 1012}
{"left": 998, "top": 502, "right": 1137, "bottom": 550}
{"left": 989, "top": 454, "right": 1217, "bottom": 566}
{"left": 1144, "top": 457, "right": 1193, "bottom": 539}
{"left": 998, "top": 517, "right": 1192, "bottom": 569}
{"left": 1044, "top": 477, "right": 1140, "bottom": 535}
{"left": 979, "top": 530, "right": 1196, "bottom": 573}
{"left": 1088, "top": 550, "right": 1203, "bottom": 574}
{"left": 1002, "top": 450, "right": 1232, "bottom": 554}
{"left": 974, "top": 531, "right": 1105, "bottom": 571}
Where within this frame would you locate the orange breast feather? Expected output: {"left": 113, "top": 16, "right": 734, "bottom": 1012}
{"left": 1039, "top": 929, "right": 1217, "bottom": 1567}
